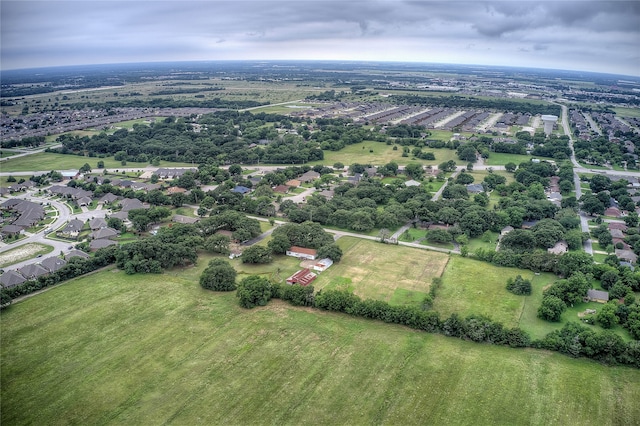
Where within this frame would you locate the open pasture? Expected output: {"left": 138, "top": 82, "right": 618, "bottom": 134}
{"left": 313, "top": 237, "right": 449, "bottom": 304}
{"left": 1, "top": 269, "right": 639, "bottom": 425}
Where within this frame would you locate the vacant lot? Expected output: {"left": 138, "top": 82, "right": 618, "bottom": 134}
{"left": 2, "top": 270, "right": 639, "bottom": 425}
{"left": 0, "top": 152, "right": 193, "bottom": 173}
{"left": 0, "top": 243, "right": 54, "bottom": 267}
{"left": 435, "top": 256, "right": 545, "bottom": 328}
{"left": 311, "top": 142, "right": 461, "bottom": 168}
{"left": 313, "top": 237, "right": 449, "bottom": 304}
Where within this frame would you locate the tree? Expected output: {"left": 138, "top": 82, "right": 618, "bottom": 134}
{"left": 556, "top": 251, "right": 592, "bottom": 277}
{"left": 426, "top": 229, "right": 452, "bottom": 244}
{"left": 241, "top": 246, "right": 273, "bottom": 264}
{"left": 7, "top": 175, "right": 16, "bottom": 183}
{"left": 80, "top": 163, "right": 92, "bottom": 173}
{"left": 107, "top": 217, "right": 124, "bottom": 232}
{"left": 580, "top": 194, "right": 605, "bottom": 216}
{"left": 228, "top": 164, "right": 243, "bottom": 176}
{"left": 538, "top": 296, "right": 566, "bottom": 322}
{"left": 204, "top": 234, "right": 231, "bottom": 255}
{"left": 97, "top": 160, "right": 105, "bottom": 169}
{"left": 455, "top": 172, "right": 474, "bottom": 185}
{"left": 597, "top": 302, "right": 618, "bottom": 329}
{"left": 236, "top": 275, "right": 272, "bottom": 309}
{"left": 506, "top": 275, "right": 532, "bottom": 295}
{"left": 317, "top": 243, "right": 343, "bottom": 262}
{"left": 199, "top": 259, "right": 237, "bottom": 291}
{"left": 404, "top": 163, "right": 424, "bottom": 180}
{"left": 505, "top": 162, "right": 517, "bottom": 172}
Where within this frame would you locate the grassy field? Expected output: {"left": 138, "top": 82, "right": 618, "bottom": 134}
{"left": 435, "top": 256, "right": 535, "bottom": 327}
{"left": 613, "top": 107, "right": 640, "bottom": 119}
{"left": 310, "top": 142, "right": 461, "bottom": 168}
{"left": 313, "top": 237, "right": 449, "bottom": 305}
{"left": 0, "top": 152, "right": 194, "bottom": 173}
{"left": 484, "top": 152, "right": 533, "bottom": 166}
{"left": 2, "top": 269, "right": 639, "bottom": 425}
{"left": 435, "top": 256, "right": 636, "bottom": 341}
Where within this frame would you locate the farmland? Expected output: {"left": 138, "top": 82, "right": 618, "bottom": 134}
{"left": 2, "top": 269, "right": 639, "bottom": 425}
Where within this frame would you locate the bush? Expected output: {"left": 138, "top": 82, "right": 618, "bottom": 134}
{"left": 281, "top": 284, "right": 315, "bottom": 306}
{"left": 506, "top": 275, "right": 532, "bottom": 295}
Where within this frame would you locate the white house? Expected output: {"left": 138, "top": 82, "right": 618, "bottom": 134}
{"left": 286, "top": 246, "right": 318, "bottom": 260}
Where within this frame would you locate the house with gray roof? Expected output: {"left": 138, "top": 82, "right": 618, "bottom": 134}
{"left": 60, "top": 219, "right": 85, "bottom": 238}
{"left": 89, "top": 239, "right": 118, "bottom": 251}
{"left": 0, "top": 270, "right": 26, "bottom": 288}
{"left": 18, "top": 263, "right": 49, "bottom": 280}
{"left": 586, "top": 289, "right": 609, "bottom": 303}
{"left": 89, "top": 217, "right": 107, "bottom": 230}
{"left": 40, "top": 256, "right": 67, "bottom": 273}
{"left": 120, "top": 198, "right": 148, "bottom": 212}
{"left": 90, "top": 227, "right": 119, "bottom": 240}
{"left": 65, "top": 249, "right": 90, "bottom": 260}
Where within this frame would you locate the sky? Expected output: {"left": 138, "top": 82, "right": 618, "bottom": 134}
{"left": 2, "top": 0, "right": 639, "bottom": 76}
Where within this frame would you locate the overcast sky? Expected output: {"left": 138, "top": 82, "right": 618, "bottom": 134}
{"left": 2, "top": 0, "right": 639, "bottom": 76}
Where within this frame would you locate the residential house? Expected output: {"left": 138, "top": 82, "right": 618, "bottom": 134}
{"left": 90, "top": 227, "right": 119, "bottom": 240}
{"left": 1, "top": 224, "right": 23, "bottom": 237}
{"left": 120, "top": 198, "right": 148, "bottom": 212}
{"left": 65, "top": 249, "right": 90, "bottom": 260}
{"left": 547, "top": 241, "right": 568, "bottom": 255}
{"left": 18, "top": 263, "right": 49, "bottom": 280}
{"left": 616, "top": 248, "right": 638, "bottom": 263}
{"left": 89, "top": 239, "right": 117, "bottom": 251}
{"left": 286, "top": 268, "right": 317, "bottom": 286}
{"left": 273, "top": 185, "right": 290, "bottom": 194}
{"left": 404, "top": 179, "right": 421, "bottom": 187}
{"left": 466, "top": 183, "right": 485, "bottom": 194}
{"left": 167, "top": 186, "right": 188, "bottom": 195}
{"left": 604, "top": 207, "right": 622, "bottom": 218}
{"left": 586, "top": 289, "right": 610, "bottom": 303}
{"left": 608, "top": 222, "right": 628, "bottom": 232}
{"left": 89, "top": 217, "right": 107, "bottom": 230}
{"left": 172, "top": 215, "right": 199, "bottom": 224}
{"left": 231, "top": 185, "right": 251, "bottom": 194}
{"left": 299, "top": 171, "right": 320, "bottom": 183}
{"left": 0, "top": 270, "right": 26, "bottom": 288}
{"left": 76, "top": 196, "right": 92, "bottom": 207}
{"left": 99, "top": 193, "right": 120, "bottom": 204}
{"left": 40, "top": 256, "right": 67, "bottom": 273}
{"left": 285, "top": 179, "right": 301, "bottom": 188}
{"left": 60, "top": 219, "right": 85, "bottom": 238}
{"left": 286, "top": 246, "right": 317, "bottom": 260}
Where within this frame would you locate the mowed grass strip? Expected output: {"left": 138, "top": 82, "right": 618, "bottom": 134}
{"left": 1, "top": 270, "right": 639, "bottom": 425}
{"left": 313, "top": 237, "right": 448, "bottom": 304}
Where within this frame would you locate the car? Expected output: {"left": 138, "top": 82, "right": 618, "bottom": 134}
{"left": 68, "top": 246, "right": 73, "bottom": 250}
{"left": 37, "top": 254, "right": 42, "bottom": 258}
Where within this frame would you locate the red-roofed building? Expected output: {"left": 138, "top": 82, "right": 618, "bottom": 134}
{"left": 286, "top": 269, "right": 317, "bottom": 286}
{"left": 286, "top": 246, "right": 317, "bottom": 260}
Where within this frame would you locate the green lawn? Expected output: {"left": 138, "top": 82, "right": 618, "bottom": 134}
{"left": 2, "top": 269, "right": 639, "bottom": 425}
{"left": 313, "top": 237, "right": 449, "bottom": 304}
{"left": 0, "top": 152, "right": 194, "bottom": 173}
{"left": 484, "top": 152, "right": 532, "bottom": 166}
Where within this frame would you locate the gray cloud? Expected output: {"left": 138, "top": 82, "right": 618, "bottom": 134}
{"left": 1, "top": 1, "right": 638, "bottom": 75}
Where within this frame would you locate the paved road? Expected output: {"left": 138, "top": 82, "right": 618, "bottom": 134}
{"left": 0, "top": 189, "right": 110, "bottom": 272}
{"left": 558, "top": 102, "right": 593, "bottom": 255}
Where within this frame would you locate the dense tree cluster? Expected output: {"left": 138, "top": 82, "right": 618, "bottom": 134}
{"left": 200, "top": 259, "right": 237, "bottom": 291}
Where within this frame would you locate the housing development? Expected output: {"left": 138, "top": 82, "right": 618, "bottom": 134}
{"left": 1, "top": 61, "right": 639, "bottom": 424}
